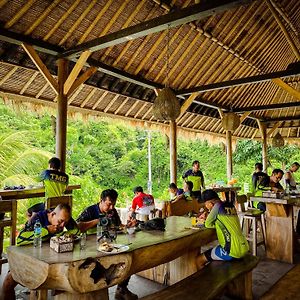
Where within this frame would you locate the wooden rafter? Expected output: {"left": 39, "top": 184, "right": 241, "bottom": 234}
{"left": 125, "top": 100, "right": 139, "bottom": 117}
{"left": 20, "top": 72, "right": 38, "bottom": 94}
{"left": 67, "top": 66, "right": 97, "bottom": 97}
{"left": 25, "top": 0, "right": 61, "bottom": 35}
{"left": 92, "top": 91, "right": 108, "bottom": 110}
{"left": 22, "top": 43, "right": 59, "bottom": 94}
{"left": 104, "top": 95, "right": 119, "bottom": 113}
{"left": 67, "top": 85, "right": 83, "bottom": 105}
{"left": 271, "top": 78, "right": 300, "bottom": 100}
{"left": 64, "top": 50, "right": 91, "bottom": 95}
{"left": 176, "top": 93, "right": 198, "bottom": 121}
{"left": 266, "top": 0, "right": 300, "bottom": 60}
{"left": 62, "top": 0, "right": 252, "bottom": 58}
{"left": 77, "top": 0, "right": 113, "bottom": 44}
{"left": 115, "top": 98, "right": 128, "bottom": 115}
{"left": 43, "top": 0, "right": 81, "bottom": 42}
{"left": 35, "top": 83, "right": 49, "bottom": 98}
{"left": 4, "top": 0, "right": 36, "bottom": 29}
{"left": 240, "top": 111, "right": 251, "bottom": 123}
{"left": 80, "top": 89, "right": 96, "bottom": 108}
{"left": 134, "top": 102, "right": 148, "bottom": 118}
{"left": 59, "top": 0, "right": 97, "bottom": 46}
{"left": 266, "top": 121, "right": 283, "bottom": 138}
{"left": 177, "top": 67, "right": 300, "bottom": 96}
{"left": 0, "top": 66, "right": 18, "bottom": 85}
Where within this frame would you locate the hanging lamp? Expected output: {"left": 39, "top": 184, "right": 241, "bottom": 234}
{"left": 221, "top": 112, "right": 240, "bottom": 131}
{"left": 272, "top": 132, "right": 284, "bottom": 147}
{"left": 153, "top": 26, "right": 180, "bottom": 121}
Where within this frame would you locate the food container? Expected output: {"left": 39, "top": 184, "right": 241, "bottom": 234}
{"left": 50, "top": 236, "right": 74, "bottom": 253}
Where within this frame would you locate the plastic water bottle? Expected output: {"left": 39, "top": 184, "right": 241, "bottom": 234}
{"left": 33, "top": 220, "right": 42, "bottom": 248}
{"left": 97, "top": 219, "right": 102, "bottom": 242}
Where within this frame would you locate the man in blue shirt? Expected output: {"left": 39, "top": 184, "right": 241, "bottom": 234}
{"left": 2, "top": 204, "right": 78, "bottom": 300}
{"left": 76, "top": 189, "right": 137, "bottom": 300}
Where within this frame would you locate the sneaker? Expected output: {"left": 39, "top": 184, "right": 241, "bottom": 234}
{"left": 115, "top": 287, "right": 138, "bottom": 300}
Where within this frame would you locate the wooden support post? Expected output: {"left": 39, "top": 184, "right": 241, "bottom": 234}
{"left": 170, "top": 120, "right": 177, "bottom": 184}
{"left": 258, "top": 121, "right": 268, "bottom": 173}
{"left": 56, "top": 59, "right": 68, "bottom": 172}
{"left": 226, "top": 130, "right": 233, "bottom": 182}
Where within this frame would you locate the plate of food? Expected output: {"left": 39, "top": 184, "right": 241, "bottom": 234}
{"left": 97, "top": 242, "right": 129, "bottom": 254}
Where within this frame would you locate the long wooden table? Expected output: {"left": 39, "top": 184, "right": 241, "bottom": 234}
{"left": 7, "top": 216, "right": 216, "bottom": 300}
{"left": 250, "top": 195, "right": 300, "bottom": 263}
{"left": 0, "top": 185, "right": 81, "bottom": 200}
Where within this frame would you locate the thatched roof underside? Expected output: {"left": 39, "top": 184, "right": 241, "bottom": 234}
{"left": 0, "top": 0, "right": 299, "bottom": 142}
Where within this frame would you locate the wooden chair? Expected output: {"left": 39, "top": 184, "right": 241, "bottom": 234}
{"left": 237, "top": 194, "right": 266, "bottom": 256}
{"left": 166, "top": 198, "right": 203, "bottom": 217}
{"left": 0, "top": 200, "right": 17, "bottom": 274}
{"left": 46, "top": 195, "right": 73, "bottom": 210}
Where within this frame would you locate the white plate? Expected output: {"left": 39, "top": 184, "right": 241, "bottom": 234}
{"left": 98, "top": 244, "right": 129, "bottom": 254}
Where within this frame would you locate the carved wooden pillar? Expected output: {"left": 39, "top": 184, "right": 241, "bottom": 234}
{"left": 56, "top": 59, "right": 68, "bottom": 172}
{"left": 170, "top": 120, "right": 177, "bottom": 184}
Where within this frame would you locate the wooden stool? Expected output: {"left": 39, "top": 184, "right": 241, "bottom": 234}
{"left": 242, "top": 210, "right": 266, "bottom": 256}
{"left": 0, "top": 200, "right": 17, "bottom": 274}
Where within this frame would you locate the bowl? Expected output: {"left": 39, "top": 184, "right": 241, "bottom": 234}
{"left": 127, "top": 227, "right": 136, "bottom": 235}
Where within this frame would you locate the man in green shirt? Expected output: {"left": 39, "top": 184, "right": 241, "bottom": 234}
{"left": 195, "top": 190, "right": 249, "bottom": 269}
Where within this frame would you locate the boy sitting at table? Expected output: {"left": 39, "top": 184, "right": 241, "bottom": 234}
{"left": 171, "top": 181, "right": 193, "bottom": 203}
{"left": 1, "top": 203, "right": 78, "bottom": 300}
{"left": 195, "top": 190, "right": 249, "bottom": 270}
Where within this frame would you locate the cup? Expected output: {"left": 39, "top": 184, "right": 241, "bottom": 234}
{"left": 80, "top": 233, "right": 86, "bottom": 250}
{"left": 191, "top": 217, "right": 197, "bottom": 226}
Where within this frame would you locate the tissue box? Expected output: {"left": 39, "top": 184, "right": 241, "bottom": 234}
{"left": 50, "top": 236, "right": 74, "bottom": 253}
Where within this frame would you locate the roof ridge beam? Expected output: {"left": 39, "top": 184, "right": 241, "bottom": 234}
{"left": 176, "top": 66, "right": 300, "bottom": 96}
{"left": 61, "top": 0, "right": 253, "bottom": 59}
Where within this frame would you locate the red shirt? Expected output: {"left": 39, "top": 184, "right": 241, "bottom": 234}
{"left": 131, "top": 193, "right": 154, "bottom": 210}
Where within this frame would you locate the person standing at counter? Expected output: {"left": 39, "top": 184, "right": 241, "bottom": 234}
{"left": 182, "top": 160, "right": 205, "bottom": 201}
{"left": 252, "top": 162, "right": 268, "bottom": 193}
{"left": 252, "top": 169, "right": 284, "bottom": 212}
{"left": 27, "top": 157, "right": 69, "bottom": 218}
{"left": 284, "top": 162, "right": 300, "bottom": 189}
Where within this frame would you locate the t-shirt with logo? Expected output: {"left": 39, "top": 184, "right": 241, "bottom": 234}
{"left": 40, "top": 169, "right": 69, "bottom": 198}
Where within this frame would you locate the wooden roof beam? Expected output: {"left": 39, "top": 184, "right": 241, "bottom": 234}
{"left": 266, "top": 121, "right": 283, "bottom": 138}
{"left": 266, "top": 0, "right": 300, "bottom": 60}
{"left": 233, "top": 100, "right": 300, "bottom": 113}
{"left": 61, "top": 0, "right": 253, "bottom": 58}
{"left": 64, "top": 50, "right": 91, "bottom": 95}
{"left": 0, "top": 28, "right": 62, "bottom": 56}
{"left": 22, "top": 43, "right": 59, "bottom": 94}
{"left": 176, "top": 66, "right": 300, "bottom": 96}
{"left": 264, "top": 115, "right": 300, "bottom": 122}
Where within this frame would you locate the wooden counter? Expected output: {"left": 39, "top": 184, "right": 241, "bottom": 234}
{"left": 250, "top": 195, "right": 300, "bottom": 263}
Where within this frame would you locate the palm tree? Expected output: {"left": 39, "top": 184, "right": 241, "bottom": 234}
{"left": 0, "top": 131, "right": 52, "bottom": 187}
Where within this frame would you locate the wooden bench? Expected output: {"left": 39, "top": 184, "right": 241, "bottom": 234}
{"left": 261, "top": 264, "right": 300, "bottom": 299}
{"left": 140, "top": 254, "right": 259, "bottom": 300}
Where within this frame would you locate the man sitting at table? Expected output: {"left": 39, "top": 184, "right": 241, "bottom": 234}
{"left": 195, "top": 190, "right": 249, "bottom": 269}
{"left": 171, "top": 181, "right": 193, "bottom": 203}
{"left": 27, "top": 157, "right": 69, "bottom": 219}
{"left": 168, "top": 182, "right": 183, "bottom": 200}
{"left": 1, "top": 203, "right": 78, "bottom": 300}
{"left": 76, "top": 189, "right": 138, "bottom": 300}
{"left": 252, "top": 168, "right": 284, "bottom": 212}
{"left": 129, "top": 186, "right": 155, "bottom": 220}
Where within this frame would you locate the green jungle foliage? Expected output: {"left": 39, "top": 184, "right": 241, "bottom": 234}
{"left": 1, "top": 101, "right": 300, "bottom": 236}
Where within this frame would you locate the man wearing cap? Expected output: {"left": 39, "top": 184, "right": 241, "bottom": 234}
{"left": 195, "top": 189, "right": 249, "bottom": 269}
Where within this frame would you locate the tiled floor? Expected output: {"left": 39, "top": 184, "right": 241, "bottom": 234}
{"left": 0, "top": 244, "right": 297, "bottom": 300}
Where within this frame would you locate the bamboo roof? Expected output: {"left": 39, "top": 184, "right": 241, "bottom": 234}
{"left": 0, "top": 0, "right": 299, "bottom": 141}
